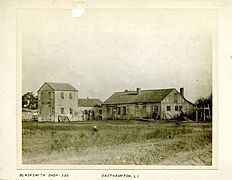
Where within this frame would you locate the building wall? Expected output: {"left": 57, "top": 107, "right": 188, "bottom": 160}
{"left": 102, "top": 89, "right": 195, "bottom": 120}
{"left": 78, "top": 106, "right": 102, "bottom": 120}
{"left": 102, "top": 103, "right": 161, "bottom": 120}
{"left": 161, "top": 89, "right": 195, "bottom": 119}
{"left": 134, "top": 103, "right": 161, "bottom": 119}
{"left": 54, "top": 91, "right": 79, "bottom": 122}
{"left": 38, "top": 84, "right": 55, "bottom": 122}
{"left": 22, "top": 109, "right": 38, "bottom": 121}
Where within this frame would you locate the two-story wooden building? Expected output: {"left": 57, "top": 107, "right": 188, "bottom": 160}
{"left": 37, "top": 82, "right": 79, "bottom": 122}
{"left": 102, "top": 88, "right": 195, "bottom": 120}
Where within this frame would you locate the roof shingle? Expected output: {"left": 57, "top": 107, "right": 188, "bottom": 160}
{"left": 78, "top": 98, "right": 102, "bottom": 107}
{"left": 46, "top": 82, "right": 78, "bottom": 92}
{"left": 103, "top": 88, "right": 174, "bottom": 104}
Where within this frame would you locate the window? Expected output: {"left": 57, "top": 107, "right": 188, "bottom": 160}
{"left": 69, "top": 93, "right": 72, "bottom": 99}
{"left": 167, "top": 106, "right": 171, "bottom": 111}
{"left": 174, "top": 93, "right": 178, "bottom": 103}
{"left": 142, "top": 106, "right": 146, "bottom": 117}
{"left": 143, "top": 106, "right": 146, "bottom": 111}
{"left": 48, "top": 92, "right": 51, "bottom": 100}
{"left": 99, "top": 110, "right": 102, "bottom": 114}
{"left": 70, "top": 108, "right": 73, "bottom": 114}
{"left": 154, "top": 106, "right": 158, "bottom": 112}
{"left": 41, "top": 92, "right": 44, "bottom": 100}
{"left": 61, "top": 92, "right": 64, "bottom": 99}
{"left": 61, "top": 108, "right": 64, "bottom": 114}
{"left": 117, "top": 107, "right": 121, "bottom": 115}
{"left": 179, "top": 106, "right": 182, "bottom": 111}
{"left": 175, "top": 106, "right": 178, "bottom": 111}
{"left": 122, "top": 107, "right": 126, "bottom": 115}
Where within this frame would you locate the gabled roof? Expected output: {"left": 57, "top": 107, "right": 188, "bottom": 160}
{"left": 78, "top": 98, "right": 103, "bottom": 107}
{"left": 38, "top": 82, "right": 78, "bottom": 92}
{"left": 104, "top": 88, "right": 174, "bottom": 105}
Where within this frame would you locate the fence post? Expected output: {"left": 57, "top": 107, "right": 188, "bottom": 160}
{"left": 208, "top": 104, "right": 211, "bottom": 118}
{"left": 203, "top": 106, "right": 206, "bottom": 122}
{"left": 196, "top": 108, "right": 198, "bottom": 122}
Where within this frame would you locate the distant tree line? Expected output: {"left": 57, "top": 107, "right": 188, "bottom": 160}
{"left": 22, "top": 92, "right": 38, "bottom": 109}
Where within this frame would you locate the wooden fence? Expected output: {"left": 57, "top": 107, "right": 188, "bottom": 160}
{"left": 196, "top": 104, "right": 211, "bottom": 122}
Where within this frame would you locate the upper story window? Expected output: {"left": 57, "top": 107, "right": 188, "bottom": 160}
{"left": 69, "top": 93, "right": 72, "bottom": 99}
{"left": 174, "top": 93, "right": 178, "bottom": 103}
{"left": 40, "top": 92, "right": 43, "bottom": 99}
{"left": 167, "top": 106, "right": 171, "bottom": 111}
{"left": 61, "top": 92, "right": 64, "bottom": 99}
{"left": 70, "top": 108, "right": 73, "bottom": 114}
{"left": 48, "top": 92, "right": 51, "bottom": 100}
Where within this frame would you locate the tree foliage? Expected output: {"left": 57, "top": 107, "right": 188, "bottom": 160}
{"left": 195, "top": 94, "right": 212, "bottom": 121}
{"left": 195, "top": 94, "right": 212, "bottom": 107}
{"left": 22, "top": 92, "right": 38, "bottom": 109}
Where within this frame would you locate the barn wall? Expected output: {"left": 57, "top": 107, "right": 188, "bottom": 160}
{"left": 54, "top": 91, "right": 79, "bottom": 122}
{"left": 161, "top": 89, "right": 195, "bottom": 119}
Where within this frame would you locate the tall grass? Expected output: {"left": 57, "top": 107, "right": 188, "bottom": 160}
{"left": 22, "top": 121, "right": 212, "bottom": 165}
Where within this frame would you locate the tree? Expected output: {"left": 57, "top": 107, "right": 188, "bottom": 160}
{"left": 22, "top": 92, "right": 38, "bottom": 109}
{"left": 195, "top": 94, "right": 212, "bottom": 107}
{"left": 195, "top": 94, "right": 212, "bottom": 121}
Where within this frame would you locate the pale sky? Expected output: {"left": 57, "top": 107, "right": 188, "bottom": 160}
{"left": 21, "top": 9, "right": 216, "bottom": 103}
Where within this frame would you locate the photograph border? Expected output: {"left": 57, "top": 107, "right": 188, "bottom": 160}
{"left": 16, "top": 7, "right": 218, "bottom": 170}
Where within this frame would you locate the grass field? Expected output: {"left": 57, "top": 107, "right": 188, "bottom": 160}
{"left": 22, "top": 120, "right": 212, "bottom": 165}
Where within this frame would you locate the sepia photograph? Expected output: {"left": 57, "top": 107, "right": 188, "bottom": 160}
{"left": 19, "top": 8, "right": 216, "bottom": 167}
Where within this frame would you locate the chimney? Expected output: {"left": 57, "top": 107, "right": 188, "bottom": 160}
{"left": 180, "top": 88, "right": 184, "bottom": 97}
{"left": 136, "top": 88, "right": 141, "bottom": 95}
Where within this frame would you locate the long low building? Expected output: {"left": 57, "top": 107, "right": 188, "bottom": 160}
{"left": 102, "top": 87, "right": 195, "bottom": 120}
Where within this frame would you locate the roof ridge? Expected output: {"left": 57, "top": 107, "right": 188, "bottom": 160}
{"left": 46, "top": 82, "right": 70, "bottom": 84}
{"left": 115, "top": 88, "right": 175, "bottom": 93}
{"left": 141, "top": 88, "right": 175, "bottom": 91}
{"left": 79, "top": 98, "right": 102, "bottom": 100}
{"left": 38, "top": 82, "right": 78, "bottom": 92}
{"left": 104, "top": 88, "right": 176, "bottom": 104}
